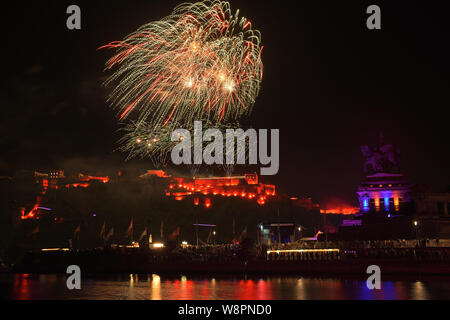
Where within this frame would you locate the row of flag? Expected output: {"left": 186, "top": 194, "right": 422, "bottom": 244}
{"left": 29, "top": 218, "right": 246, "bottom": 244}
{"left": 29, "top": 219, "right": 180, "bottom": 243}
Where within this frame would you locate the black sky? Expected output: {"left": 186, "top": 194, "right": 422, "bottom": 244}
{"left": 1, "top": 0, "right": 449, "bottom": 206}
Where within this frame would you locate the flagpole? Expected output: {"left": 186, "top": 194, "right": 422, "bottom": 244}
{"left": 196, "top": 215, "right": 199, "bottom": 247}
{"left": 277, "top": 208, "right": 281, "bottom": 245}
{"left": 232, "top": 216, "right": 236, "bottom": 244}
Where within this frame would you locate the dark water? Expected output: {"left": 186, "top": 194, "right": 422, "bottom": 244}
{"left": 1, "top": 274, "right": 449, "bottom": 300}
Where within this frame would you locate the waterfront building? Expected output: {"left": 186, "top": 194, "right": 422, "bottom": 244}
{"left": 257, "top": 222, "right": 303, "bottom": 245}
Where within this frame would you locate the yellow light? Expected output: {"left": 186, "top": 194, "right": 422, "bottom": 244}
{"left": 374, "top": 198, "right": 380, "bottom": 207}
{"left": 181, "top": 241, "right": 189, "bottom": 248}
{"left": 394, "top": 197, "right": 400, "bottom": 206}
{"left": 184, "top": 79, "right": 193, "bottom": 88}
{"left": 131, "top": 241, "right": 139, "bottom": 248}
{"left": 136, "top": 138, "right": 142, "bottom": 144}
{"left": 224, "top": 81, "right": 235, "bottom": 92}
{"left": 190, "top": 42, "right": 199, "bottom": 52}
{"left": 41, "top": 248, "right": 70, "bottom": 252}
{"left": 217, "top": 72, "right": 226, "bottom": 81}
{"left": 153, "top": 242, "right": 164, "bottom": 248}
{"left": 413, "top": 221, "right": 418, "bottom": 226}
{"left": 152, "top": 274, "right": 160, "bottom": 285}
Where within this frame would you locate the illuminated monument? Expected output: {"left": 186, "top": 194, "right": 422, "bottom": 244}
{"left": 333, "top": 134, "right": 450, "bottom": 240}
{"left": 357, "top": 134, "right": 413, "bottom": 215}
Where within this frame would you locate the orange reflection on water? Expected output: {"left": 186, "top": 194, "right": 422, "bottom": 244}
{"left": 151, "top": 274, "right": 161, "bottom": 300}
{"left": 412, "top": 281, "right": 428, "bottom": 300}
{"left": 6, "top": 274, "right": 440, "bottom": 300}
{"left": 13, "top": 274, "right": 31, "bottom": 300}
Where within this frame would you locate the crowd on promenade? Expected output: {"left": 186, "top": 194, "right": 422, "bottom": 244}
{"left": 172, "top": 244, "right": 243, "bottom": 262}
{"left": 264, "top": 239, "right": 450, "bottom": 261}
{"left": 270, "top": 238, "right": 450, "bottom": 250}
{"left": 170, "top": 239, "right": 450, "bottom": 262}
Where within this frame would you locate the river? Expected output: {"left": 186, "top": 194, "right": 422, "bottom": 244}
{"left": 1, "top": 274, "right": 449, "bottom": 300}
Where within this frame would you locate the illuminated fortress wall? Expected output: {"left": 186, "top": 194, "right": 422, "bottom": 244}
{"left": 165, "top": 173, "right": 276, "bottom": 207}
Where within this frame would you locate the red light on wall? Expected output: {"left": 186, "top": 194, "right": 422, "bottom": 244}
{"left": 194, "top": 198, "right": 199, "bottom": 206}
{"left": 205, "top": 198, "right": 211, "bottom": 208}
{"left": 320, "top": 207, "right": 360, "bottom": 215}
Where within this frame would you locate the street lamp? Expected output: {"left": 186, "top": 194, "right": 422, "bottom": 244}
{"left": 296, "top": 226, "right": 302, "bottom": 241}
{"left": 213, "top": 230, "right": 216, "bottom": 245}
{"left": 413, "top": 220, "right": 419, "bottom": 241}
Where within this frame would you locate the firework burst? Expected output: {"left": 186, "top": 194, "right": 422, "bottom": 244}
{"left": 100, "top": 0, "right": 263, "bottom": 127}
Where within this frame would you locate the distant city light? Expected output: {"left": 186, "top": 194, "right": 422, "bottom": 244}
{"left": 37, "top": 207, "right": 52, "bottom": 211}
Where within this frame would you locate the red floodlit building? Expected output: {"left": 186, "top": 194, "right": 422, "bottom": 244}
{"left": 23, "top": 170, "right": 111, "bottom": 220}
{"left": 166, "top": 173, "right": 276, "bottom": 207}
{"left": 320, "top": 207, "right": 360, "bottom": 215}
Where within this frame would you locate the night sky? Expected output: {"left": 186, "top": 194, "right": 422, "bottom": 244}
{"left": 1, "top": 0, "right": 449, "bottom": 206}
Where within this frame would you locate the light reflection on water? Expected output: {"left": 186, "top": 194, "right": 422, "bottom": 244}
{"left": 1, "top": 274, "right": 449, "bottom": 300}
